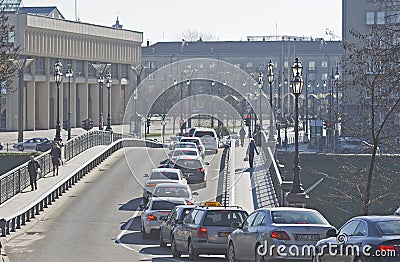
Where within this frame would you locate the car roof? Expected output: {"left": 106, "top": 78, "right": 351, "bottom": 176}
{"left": 259, "top": 207, "right": 321, "bottom": 212}
{"left": 351, "top": 215, "right": 400, "bottom": 223}
{"left": 173, "top": 148, "right": 198, "bottom": 152}
{"left": 181, "top": 137, "right": 201, "bottom": 141}
{"left": 195, "top": 206, "right": 246, "bottom": 211}
{"left": 150, "top": 196, "right": 187, "bottom": 203}
{"left": 176, "top": 142, "right": 197, "bottom": 145}
{"left": 150, "top": 168, "right": 181, "bottom": 173}
{"left": 174, "top": 155, "right": 203, "bottom": 160}
{"left": 154, "top": 183, "right": 189, "bottom": 188}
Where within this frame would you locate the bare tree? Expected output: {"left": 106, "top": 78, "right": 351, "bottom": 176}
{"left": 178, "top": 28, "right": 218, "bottom": 42}
{"left": 342, "top": 0, "right": 400, "bottom": 215}
{"left": 0, "top": 2, "right": 21, "bottom": 90}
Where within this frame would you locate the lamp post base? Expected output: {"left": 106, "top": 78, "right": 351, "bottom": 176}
{"left": 286, "top": 190, "right": 309, "bottom": 207}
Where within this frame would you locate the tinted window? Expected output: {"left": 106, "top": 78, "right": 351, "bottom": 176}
{"left": 253, "top": 212, "right": 266, "bottom": 226}
{"left": 194, "top": 131, "right": 215, "bottom": 138}
{"left": 175, "top": 159, "right": 202, "bottom": 169}
{"left": 271, "top": 210, "right": 329, "bottom": 225}
{"left": 151, "top": 200, "right": 182, "bottom": 210}
{"left": 184, "top": 210, "right": 198, "bottom": 224}
{"left": 203, "top": 210, "right": 247, "bottom": 227}
{"left": 354, "top": 221, "right": 368, "bottom": 236}
{"left": 150, "top": 171, "right": 179, "bottom": 180}
{"left": 376, "top": 220, "right": 400, "bottom": 235}
{"left": 194, "top": 210, "right": 205, "bottom": 225}
{"left": 242, "top": 212, "right": 258, "bottom": 228}
{"left": 178, "top": 208, "right": 194, "bottom": 221}
{"left": 154, "top": 186, "right": 190, "bottom": 198}
{"left": 181, "top": 139, "right": 200, "bottom": 146}
{"left": 339, "top": 220, "right": 360, "bottom": 236}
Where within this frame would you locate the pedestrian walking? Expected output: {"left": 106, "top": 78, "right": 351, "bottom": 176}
{"left": 50, "top": 142, "right": 62, "bottom": 176}
{"left": 27, "top": 155, "right": 40, "bottom": 190}
{"left": 239, "top": 126, "right": 246, "bottom": 147}
{"left": 246, "top": 138, "right": 259, "bottom": 169}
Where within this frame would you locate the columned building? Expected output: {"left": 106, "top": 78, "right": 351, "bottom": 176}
{"left": 2, "top": 6, "right": 142, "bottom": 131}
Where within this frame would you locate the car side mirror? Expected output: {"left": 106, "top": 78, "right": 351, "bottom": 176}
{"left": 231, "top": 222, "right": 241, "bottom": 229}
{"left": 176, "top": 220, "right": 183, "bottom": 225}
{"left": 143, "top": 174, "right": 149, "bottom": 177}
{"left": 192, "top": 192, "right": 199, "bottom": 196}
{"left": 326, "top": 228, "right": 337, "bottom": 238}
{"left": 139, "top": 204, "right": 145, "bottom": 210}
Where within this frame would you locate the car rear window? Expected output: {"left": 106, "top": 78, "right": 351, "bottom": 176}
{"left": 271, "top": 210, "right": 328, "bottom": 224}
{"left": 376, "top": 220, "right": 400, "bottom": 235}
{"left": 181, "top": 139, "right": 200, "bottom": 145}
{"left": 175, "top": 159, "right": 202, "bottom": 169}
{"left": 150, "top": 171, "right": 179, "bottom": 180}
{"left": 175, "top": 143, "right": 196, "bottom": 149}
{"left": 151, "top": 200, "right": 182, "bottom": 210}
{"left": 173, "top": 150, "right": 197, "bottom": 157}
{"left": 154, "top": 187, "right": 190, "bottom": 198}
{"left": 203, "top": 210, "right": 248, "bottom": 227}
{"left": 194, "top": 131, "right": 215, "bottom": 138}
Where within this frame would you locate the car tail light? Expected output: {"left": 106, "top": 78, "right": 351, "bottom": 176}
{"left": 147, "top": 214, "right": 157, "bottom": 221}
{"left": 187, "top": 201, "right": 193, "bottom": 205}
{"left": 199, "top": 168, "right": 205, "bottom": 173}
{"left": 146, "top": 183, "right": 156, "bottom": 187}
{"left": 271, "top": 231, "right": 291, "bottom": 240}
{"left": 380, "top": 245, "right": 400, "bottom": 251}
{"left": 198, "top": 227, "right": 208, "bottom": 238}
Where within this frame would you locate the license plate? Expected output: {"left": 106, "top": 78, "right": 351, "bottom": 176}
{"left": 218, "top": 232, "right": 230, "bottom": 237}
{"left": 296, "top": 234, "right": 320, "bottom": 241}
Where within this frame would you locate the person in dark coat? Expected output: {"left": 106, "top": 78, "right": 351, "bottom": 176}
{"left": 28, "top": 155, "right": 40, "bottom": 190}
{"left": 246, "top": 138, "right": 259, "bottom": 168}
{"left": 239, "top": 126, "right": 246, "bottom": 147}
{"left": 50, "top": 143, "right": 62, "bottom": 176}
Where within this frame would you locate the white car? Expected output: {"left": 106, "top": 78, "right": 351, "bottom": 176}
{"left": 140, "top": 196, "right": 187, "bottom": 239}
{"left": 169, "top": 142, "right": 198, "bottom": 156}
{"left": 142, "top": 168, "right": 187, "bottom": 204}
{"left": 152, "top": 183, "right": 197, "bottom": 205}
{"left": 192, "top": 128, "right": 219, "bottom": 154}
{"left": 179, "top": 136, "right": 205, "bottom": 158}
{"left": 169, "top": 148, "right": 200, "bottom": 163}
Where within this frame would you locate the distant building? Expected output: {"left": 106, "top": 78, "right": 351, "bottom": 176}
{"left": 112, "top": 17, "right": 123, "bottom": 29}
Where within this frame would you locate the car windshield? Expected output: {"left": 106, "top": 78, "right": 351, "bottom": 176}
{"left": 194, "top": 131, "right": 215, "bottom": 138}
{"left": 154, "top": 187, "right": 190, "bottom": 198}
{"left": 175, "top": 159, "right": 202, "bottom": 169}
{"left": 151, "top": 200, "right": 182, "bottom": 210}
{"left": 150, "top": 171, "right": 179, "bottom": 180}
{"left": 203, "top": 210, "right": 248, "bottom": 227}
{"left": 376, "top": 220, "right": 400, "bottom": 235}
{"left": 271, "top": 210, "right": 329, "bottom": 224}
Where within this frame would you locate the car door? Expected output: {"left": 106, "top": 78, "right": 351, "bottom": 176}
{"left": 162, "top": 208, "right": 177, "bottom": 242}
{"left": 25, "top": 139, "right": 34, "bottom": 150}
{"left": 235, "top": 211, "right": 258, "bottom": 260}
{"left": 175, "top": 209, "right": 197, "bottom": 252}
{"left": 326, "top": 220, "right": 360, "bottom": 262}
{"left": 345, "top": 220, "right": 368, "bottom": 261}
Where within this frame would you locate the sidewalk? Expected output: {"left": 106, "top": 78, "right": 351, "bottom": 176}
{"left": 0, "top": 145, "right": 107, "bottom": 220}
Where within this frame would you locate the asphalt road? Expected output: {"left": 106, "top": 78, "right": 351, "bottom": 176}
{"left": 4, "top": 147, "right": 230, "bottom": 261}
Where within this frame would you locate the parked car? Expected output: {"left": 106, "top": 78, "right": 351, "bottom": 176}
{"left": 336, "top": 137, "right": 374, "bottom": 154}
{"left": 140, "top": 196, "right": 187, "bottom": 239}
{"left": 152, "top": 183, "right": 197, "bottom": 205}
{"left": 13, "top": 137, "right": 50, "bottom": 151}
{"left": 35, "top": 140, "right": 54, "bottom": 152}
{"left": 142, "top": 168, "right": 187, "bottom": 204}
{"left": 169, "top": 148, "right": 200, "bottom": 164}
{"left": 171, "top": 204, "right": 248, "bottom": 260}
{"left": 159, "top": 205, "right": 196, "bottom": 247}
{"left": 313, "top": 215, "right": 400, "bottom": 262}
{"left": 179, "top": 137, "right": 205, "bottom": 158}
{"left": 192, "top": 127, "right": 219, "bottom": 154}
{"left": 169, "top": 155, "right": 209, "bottom": 184}
{"left": 227, "top": 207, "right": 336, "bottom": 261}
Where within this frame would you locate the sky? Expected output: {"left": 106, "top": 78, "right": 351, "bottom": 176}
{"left": 21, "top": 0, "right": 342, "bottom": 44}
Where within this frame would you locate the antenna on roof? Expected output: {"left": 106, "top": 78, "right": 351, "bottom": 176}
{"left": 74, "top": 0, "right": 78, "bottom": 21}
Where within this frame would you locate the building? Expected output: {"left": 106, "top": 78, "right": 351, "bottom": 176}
{"left": 1, "top": 3, "right": 142, "bottom": 132}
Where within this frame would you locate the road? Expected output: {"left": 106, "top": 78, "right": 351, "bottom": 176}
{"left": 4, "top": 146, "right": 233, "bottom": 261}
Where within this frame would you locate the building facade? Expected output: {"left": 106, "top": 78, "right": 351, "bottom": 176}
{"left": 1, "top": 7, "right": 142, "bottom": 132}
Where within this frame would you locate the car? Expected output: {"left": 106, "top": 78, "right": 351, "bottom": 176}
{"left": 35, "top": 140, "right": 54, "bottom": 152}
{"left": 13, "top": 137, "right": 50, "bottom": 151}
{"left": 142, "top": 168, "right": 187, "bottom": 204}
{"left": 171, "top": 204, "right": 248, "bottom": 260}
{"left": 168, "top": 136, "right": 182, "bottom": 150}
{"left": 192, "top": 127, "right": 219, "bottom": 154}
{"left": 169, "top": 155, "right": 209, "bottom": 184}
{"left": 313, "top": 215, "right": 400, "bottom": 262}
{"left": 179, "top": 137, "right": 205, "bottom": 158}
{"left": 336, "top": 137, "right": 374, "bottom": 154}
{"left": 152, "top": 183, "right": 197, "bottom": 205}
{"left": 159, "top": 205, "right": 196, "bottom": 247}
{"left": 140, "top": 196, "right": 187, "bottom": 239}
{"left": 227, "top": 207, "right": 336, "bottom": 261}
{"left": 169, "top": 148, "right": 201, "bottom": 164}
{"left": 223, "top": 134, "right": 240, "bottom": 147}
{"left": 170, "top": 141, "right": 198, "bottom": 152}
{"left": 187, "top": 127, "right": 197, "bottom": 137}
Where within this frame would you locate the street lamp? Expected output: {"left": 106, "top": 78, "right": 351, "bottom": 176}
{"left": 186, "top": 79, "right": 191, "bottom": 129}
{"left": 258, "top": 72, "right": 264, "bottom": 128}
{"left": 105, "top": 72, "right": 113, "bottom": 131}
{"left": 54, "top": 60, "right": 63, "bottom": 142}
{"left": 92, "top": 63, "right": 111, "bottom": 131}
{"left": 334, "top": 65, "right": 340, "bottom": 144}
{"left": 287, "top": 57, "right": 308, "bottom": 207}
{"left": 277, "top": 81, "right": 282, "bottom": 145}
{"left": 130, "top": 65, "right": 145, "bottom": 136}
{"left": 65, "top": 62, "right": 73, "bottom": 140}
{"left": 267, "top": 60, "right": 274, "bottom": 141}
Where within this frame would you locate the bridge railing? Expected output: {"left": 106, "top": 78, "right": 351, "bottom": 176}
{"left": 0, "top": 137, "right": 164, "bottom": 237}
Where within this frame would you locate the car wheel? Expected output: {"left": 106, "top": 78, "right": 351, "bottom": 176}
{"left": 255, "top": 244, "right": 265, "bottom": 262}
{"left": 171, "top": 237, "right": 181, "bottom": 258}
{"left": 141, "top": 223, "right": 150, "bottom": 239}
{"left": 227, "top": 242, "right": 237, "bottom": 262}
{"left": 18, "top": 145, "right": 24, "bottom": 151}
{"left": 159, "top": 231, "right": 167, "bottom": 247}
{"left": 188, "top": 239, "right": 199, "bottom": 261}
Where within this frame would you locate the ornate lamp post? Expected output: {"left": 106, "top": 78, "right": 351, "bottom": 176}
{"left": 105, "top": 72, "right": 113, "bottom": 131}
{"left": 287, "top": 58, "right": 308, "bottom": 207}
{"left": 92, "top": 63, "right": 111, "bottom": 130}
{"left": 267, "top": 60, "right": 275, "bottom": 141}
{"left": 130, "top": 65, "right": 145, "bottom": 136}
{"left": 258, "top": 72, "right": 264, "bottom": 128}
{"left": 334, "top": 65, "right": 340, "bottom": 146}
{"left": 54, "top": 60, "right": 63, "bottom": 142}
{"left": 65, "top": 62, "right": 73, "bottom": 140}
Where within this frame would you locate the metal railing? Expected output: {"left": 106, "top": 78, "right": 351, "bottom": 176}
{"left": 0, "top": 137, "right": 165, "bottom": 237}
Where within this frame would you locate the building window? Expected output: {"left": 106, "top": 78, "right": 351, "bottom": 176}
{"left": 111, "top": 63, "right": 118, "bottom": 77}
{"left": 35, "top": 57, "right": 45, "bottom": 75}
{"left": 246, "top": 62, "right": 253, "bottom": 69}
{"left": 76, "top": 60, "right": 84, "bottom": 77}
{"left": 308, "top": 61, "right": 315, "bottom": 71}
{"left": 366, "top": 12, "right": 375, "bottom": 25}
{"left": 88, "top": 61, "right": 96, "bottom": 77}
{"left": 8, "top": 31, "right": 15, "bottom": 43}
{"left": 284, "top": 61, "right": 289, "bottom": 68}
{"left": 121, "top": 64, "right": 128, "bottom": 78}
{"left": 321, "top": 61, "right": 328, "bottom": 68}
{"left": 377, "top": 12, "right": 385, "bottom": 24}
{"left": 147, "top": 61, "right": 156, "bottom": 70}
{"left": 308, "top": 72, "right": 316, "bottom": 81}
{"left": 321, "top": 73, "right": 328, "bottom": 81}
{"left": 388, "top": 10, "right": 400, "bottom": 24}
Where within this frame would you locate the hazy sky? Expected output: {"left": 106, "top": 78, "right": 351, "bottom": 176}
{"left": 21, "top": 0, "right": 342, "bottom": 44}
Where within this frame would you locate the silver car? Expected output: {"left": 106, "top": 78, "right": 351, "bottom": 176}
{"left": 227, "top": 207, "right": 336, "bottom": 261}
{"left": 13, "top": 137, "right": 50, "bottom": 151}
{"left": 140, "top": 196, "right": 187, "bottom": 239}
{"left": 152, "top": 183, "right": 198, "bottom": 205}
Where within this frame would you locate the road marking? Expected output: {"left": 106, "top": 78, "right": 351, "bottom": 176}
{"left": 116, "top": 208, "right": 142, "bottom": 253}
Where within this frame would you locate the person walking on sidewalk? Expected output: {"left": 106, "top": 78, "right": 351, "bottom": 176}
{"left": 28, "top": 155, "right": 40, "bottom": 190}
{"left": 239, "top": 126, "right": 246, "bottom": 147}
{"left": 246, "top": 138, "right": 259, "bottom": 169}
{"left": 50, "top": 142, "right": 62, "bottom": 176}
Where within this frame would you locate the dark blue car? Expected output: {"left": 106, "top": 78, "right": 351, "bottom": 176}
{"left": 313, "top": 216, "right": 400, "bottom": 262}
